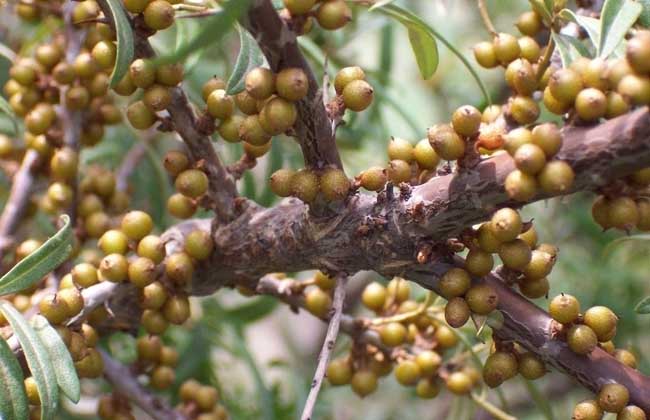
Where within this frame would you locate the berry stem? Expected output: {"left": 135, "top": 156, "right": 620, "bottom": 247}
{"left": 371, "top": 291, "right": 435, "bottom": 325}
{"left": 470, "top": 393, "right": 517, "bottom": 420}
{"left": 477, "top": 0, "right": 497, "bottom": 36}
{"left": 536, "top": 38, "right": 555, "bottom": 82}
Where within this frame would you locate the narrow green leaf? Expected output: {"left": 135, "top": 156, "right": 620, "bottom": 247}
{"left": 635, "top": 295, "right": 650, "bottom": 314}
{"left": 369, "top": 0, "right": 396, "bottom": 11}
{"left": 226, "top": 26, "right": 265, "bottom": 95}
{"left": 155, "top": 0, "right": 251, "bottom": 65}
{"left": 31, "top": 315, "right": 80, "bottom": 403}
{"left": 372, "top": 4, "right": 438, "bottom": 80}
{"left": 0, "top": 302, "right": 58, "bottom": 419}
{"left": 551, "top": 33, "right": 592, "bottom": 67}
{"left": 174, "top": 18, "right": 205, "bottom": 75}
{"left": 0, "top": 96, "right": 18, "bottom": 136}
{"left": 640, "top": 0, "right": 650, "bottom": 27}
{"left": 0, "top": 215, "right": 72, "bottom": 296}
{"left": 599, "top": 0, "right": 642, "bottom": 58}
{"left": 0, "top": 335, "right": 28, "bottom": 420}
{"left": 0, "top": 43, "right": 17, "bottom": 62}
{"left": 559, "top": 9, "right": 600, "bottom": 50}
{"left": 103, "top": 0, "right": 135, "bottom": 87}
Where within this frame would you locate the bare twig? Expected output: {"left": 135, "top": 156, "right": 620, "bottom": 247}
{"left": 226, "top": 153, "right": 258, "bottom": 180}
{"left": 100, "top": 350, "right": 187, "bottom": 420}
{"left": 300, "top": 276, "right": 347, "bottom": 420}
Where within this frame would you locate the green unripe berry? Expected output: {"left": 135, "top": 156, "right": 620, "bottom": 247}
{"left": 505, "top": 169, "right": 538, "bottom": 202}
{"left": 518, "top": 352, "right": 546, "bottom": 380}
{"left": 316, "top": 0, "right": 351, "bottom": 30}
{"left": 245, "top": 67, "right": 275, "bottom": 100}
{"left": 575, "top": 88, "right": 607, "bottom": 121}
{"left": 531, "top": 123, "right": 562, "bottom": 158}
{"left": 143, "top": 84, "right": 172, "bottom": 112}
{"left": 98, "top": 229, "right": 129, "bottom": 255}
{"left": 573, "top": 400, "right": 603, "bottom": 420}
{"left": 163, "top": 150, "right": 190, "bottom": 177}
{"left": 549, "top": 68, "right": 583, "bottom": 104}
{"left": 207, "top": 89, "right": 234, "bottom": 120}
{"left": 175, "top": 169, "right": 209, "bottom": 199}
{"left": 39, "top": 294, "right": 70, "bottom": 324}
{"left": 446, "top": 371, "right": 472, "bottom": 395}
{"left": 549, "top": 294, "right": 580, "bottom": 324}
{"left": 473, "top": 41, "right": 498, "bottom": 68}
{"left": 9, "top": 63, "right": 37, "bottom": 86}
{"left": 428, "top": 124, "right": 465, "bottom": 161}
{"left": 359, "top": 166, "right": 387, "bottom": 191}
{"left": 567, "top": 324, "right": 598, "bottom": 355}
{"left": 493, "top": 33, "right": 520, "bottom": 64}
{"left": 445, "top": 297, "right": 470, "bottom": 328}
{"left": 584, "top": 306, "right": 618, "bottom": 342}
{"left": 127, "top": 100, "right": 157, "bottom": 130}
{"left": 438, "top": 268, "right": 471, "bottom": 299}
{"left": 184, "top": 230, "right": 213, "bottom": 260}
{"left": 491, "top": 208, "right": 522, "bottom": 242}
{"left": 291, "top": 169, "right": 319, "bottom": 202}
{"left": 275, "top": 67, "right": 309, "bottom": 101}
{"left": 451, "top": 105, "right": 481, "bottom": 137}
{"left": 167, "top": 193, "right": 197, "bottom": 219}
{"left": 239, "top": 115, "right": 271, "bottom": 146}
{"left": 617, "top": 406, "right": 646, "bottom": 420}
{"left": 342, "top": 79, "right": 374, "bottom": 112}
{"left": 143, "top": 0, "right": 175, "bottom": 31}
{"left": 334, "top": 66, "right": 366, "bottom": 95}
{"left": 537, "top": 161, "right": 575, "bottom": 195}
{"left": 121, "top": 211, "right": 154, "bottom": 241}
{"left": 350, "top": 370, "right": 377, "bottom": 397}
{"left": 163, "top": 294, "right": 191, "bottom": 324}
{"left": 465, "top": 249, "right": 494, "bottom": 277}
{"left": 320, "top": 168, "right": 350, "bottom": 201}
{"left": 259, "top": 97, "right": 297, "bottom": 135}
{"left": 304, "top": 287, "right": 331, "bottom": 317}
{"left": 129, "top": 59, "right": 156, "bottom": 89}
{"left": 326, "top": 358, "right": 352, "bottom": 385}
{"left": 465, "top": 283, "right": 499, "bottom": 315}
{"left": 379, "top": 322, "right": 407, "bottom": 346}
{"left": 128, "top": 257, "right": 156, "bottom": 288}
{"left": 482, "top": 351, "right": 518, "bottom": 387}
{"left": 361, "top": 282, "right": 387, "bottom": 311}
{"left": 598, "top": 383, "right": 630, "bottom": 413}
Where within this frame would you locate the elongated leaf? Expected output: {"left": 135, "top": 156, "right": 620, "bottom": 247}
{"left": 0, "top": 302, "right": 58, "bottom": 419}
{"left": 599, "top": 0, "right": 642, "bottom": 58}
{"left": 373, "top": 4, "right": 438, "bottom": 80}
{"left": 156, "top": 0, "right": 251, "bottom": 65}
{"left": 174, "top": 19, "right": 205, "bottom": 75}
{"left": 0, "top": 335, "right": 28, "bottom": 420}
{"left": 31, "top": 315, "right": 80, "bottom": 403}
{"left": 0, "top": 215, "right": 72, "bottom": 296}
{"left": 226, "top": 26, "right": 265, "bottom": 95}
{"left": 369, "top": 0, "right": 397, "bottom": 11}
{"left": 0, "top": 96, "right": 18, "bottom": 136}
{"left": 102, "top": 0, "right": 134, "bottom": 87}
{"left": 640, "top": 0, "right": 650, "bottom": 27}
{"left": 635, "top": 296, "right": 650, "bottom": 314}
{"left": 552, "top": 33, "right": 592, "bottom": 67}
{"left": 559, "top": 9, "right": 600, "bottom": 50}
{"left": 0, "top": 43, "right": 17, "bottom": 62}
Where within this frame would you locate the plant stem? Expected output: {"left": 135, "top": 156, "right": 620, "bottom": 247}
{"left": 477, "top": 0, "right": 497, "bottom": 36}
{"left": 470, "top": 393, "right": 517, "bottom": 420}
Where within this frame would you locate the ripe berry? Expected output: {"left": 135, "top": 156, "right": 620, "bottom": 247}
{"left": 207, "top": 89, "right": 234, "bottom": 120}
{"left": 386, "top": 159, "right": 411, "bottom": 184}
{"left": 508, "top": 95, "right": 540, "bottom": 125}
{"left": 320, "top": 168, "right": 350, "bottom": 201}
{"left": 505, "top": 170, "right": 538, "bottom": 201}
{"left": 416, "top": 378, "right": 440, "bottom": 399}
{"left": 235, "top": 90, "right": 260, "bottom": 115}
{"left": 150, "top": 365, "right": 175, "bottom": 390}
{"left": 121, "top": 211, "right": 153, "bottom": 241}
{"left": 163, "top": 150, "right": 190, "bottom": 177}
{"left": 465, "top": 249, "right": 494, "bottom": 277}
{"left": 91, "top": 40, "right": 116, "bottom": 69}
{"left": 326, "top": 358, "right": 352, "bottom": 385}
{"left": 137, "top": 335, "right": 162, "bottom": 362}
{"left": 184, "top": 230, "right": 213, "bottom": 260}
{"left": 499, "top": 239, "right": 532, "bottom": 270}
{"left": 269, "top": 169, "right": 295, "bottom": 197}
{"left": 413, "top": 138, "right": 439, "bottom": 169}
{"left": 334, "top": 66, "right": 366, "bottom": 94}
{"left": 276, "top": 67, "right": 309, "bottom": 101}
{"left": 605, "top": 92, "right": 630, "bottom": 119}
{"left": 394, "top": 360, "right": 421, "bottom": 386}
{"left": 614, "top": 349, "right": 637, "bottom": 369}
{"left": 626, "top": 31, "right": 650, "bottom": 74}
{"left": 71, "top": 263, "right": 99, "bottom": 288}
{"left": 575, "top": 88, "right": 607, "bottom": 121}
{"left": 142, "top": 281, "right": 167, "bottom": 310}
{"left": 245, "top": 67, "right": 275, "bottom": 100}
{"left": 50, "top": 147, "right": 79, "bottom": 181}
{"left": 482, "top": 351, "right": 518, "bottom": 388}
{"left": 477, "top": 223, "right": 501, "bottom": 253}
{"left": 239, "top": 115, "right": 271, "bottom": 146}
{"left": 473, "top": 41, "right": 498, "bottom": 68}
{"left": 127, "top": 100, "right": 157, "bottom": 130}
{"left": 350, "top": 370, "right": 377, "bottom": 397}
{"left": 143, "top": 0, "right": 175, "bottom": 31}
{"left": 98, "top": 230, "right": 128, "bottom": 256}
{"left": 55, "top": 287, "right": 84, "bottom": 318}
{"left": 175, "top": 169, "right": 209, "bottom": 199}
{"left": 608, "top": 197, "right": 639, "bottom": 230}
{"left": 617, "top": 406, "right": 646, "bottom": 420}
{"left": 506, "top": 59, "right": 537, "bottom": 96}
{"left": 445, "top": 297, "right": 470, "bottom": 328}
{"left": 156, "top": 63, "right": 184, "bottom": 86}
{"left": 522, "top": 249, "right": 554, "bottom": 280}
{"left": 518, "top": 352, "right": 545, "bottom": 380}
{"left": 113, "top": 73, "right": 137, "bottom": 96}
{"left": 491, "top": 208, "right": 522, "bottom": 242}
{"left": 143, "top": 85, "right": 172, "bottom": 112}
{"left": 124, "top": 0, "right": 151, "bottom": 13}
{"left": 514, "top": 143, "right": 546, "bottom": 175}
{"left": 592, "top": 196, "right": 611, "bottom": 229}
{"left": 598, "top": 383, "right": 630, "bottom": 413}
{"left": 218, "top": 115, "right": 244, "bottom": 143}
{"left": 259, "top": 97, "right": 297, "bottom": 134}
{"left": 39, "top": 294, "right": 70, "bottom": 324}
{"left": 451, "top": 105, "right": 481, "bottom": 137}
{"left": 359, "top": 166, "right": 387, "bottom": 191}
{"left": 379, "top": 322, "right": 407, "bottom": 346}
{"left": 342, "top": 79, "right": 374, "bottom": 112}
{"left": 163, "top": 294, "right": 191, "bottom": 324}
{"left": 549, "top": 68, "right": 583, "bottom": 104}
{"left": 361, "top": 282, "right": 387, "bottom": 311}
{"left": 387, "top": 137, "right": 414, "bottom": 162}
{"left": 446, "top": 371, "right": 472, "bottom": 395}
{"left": 617, "top": 74, "right": 650, "bottom": 105}
{"left": 573, "top": 400, "right": 603, "bottom": 420}
{"left": 438, "top": 268, "right": 471, "bottom": 299}
{"left": 305, "top": 287, "right": 331, "bottom": 317}
{"left": 165, "top": 252, "right": 194, "bottom": 284}
{"left": 202, "top": 77, "right": 226, "bottom": 102}
{"left": 179, "top": 379, "right": 201, "bottom": 402}
{"left": 531, "top": 123, "right": 562, "bottom": 158}
{"left": 516, "top": 11, "right": 542, "bottom": 36}
{"left": 316, "top": 0, "right": 351, "bottom": 30}
{"left": 549, "top": 294, "right": 580, "bottom": 324}
{"left": 127, "top": 257, "right": 156, "bottom": 288}
{"left": 567, "top": 324, "right": 598, "bottom": 355}
{"left": 543, "top": 86, "right": 572, "bottom": 115}
{"left": 537, "top": 161, "right": 575, "bottom": 195}
{"left": 413, "top": 351, "right": 441, "bottom": 377}
{"left": 428, "top": 124, "right": 465, "bottom": 161}
{"left": 583, "top": 306, "right": 618, "bottom": 342}
{"left": 129, "top": 59, "right": 156, "bottom": 89}
{"left": 100, "top": 254, "right": 129, "bottom": 282}
{"left": 167, "top": 193, "right": 196, "bottom": 218}
{"left": 291, "top": 169, "right": 319, "bottom": 202}
{"left": 465, "top": 283, "right": 499, "bottom": 315}
{"left": 518, "top": 37, "right": 541, "bottom": 63}
{"left": 493, "top": 33, "right": 520, "bottom": 64}
{"left": 387, "top": 278, "right": 411, "bottom": 303}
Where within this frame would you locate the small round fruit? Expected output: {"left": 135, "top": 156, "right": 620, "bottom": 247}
{"left": 156, "top": 63, "right": 184, "bottom": 86}
{"left": 143, "top": 0, "right": 175, "bottom": 31}
{"left": 617, "top": 406, "right": 647, "bottom": 420}
{"left": 598, "top": 383, "right": 630, "bottom": 413}
{"left": 491, "top": 208, "right": 522, "bottom": 242}
{"left": 124, "top": 0, "right": 150, "bottom": 13}
{"left": 259, "top": 97, "right": 297, "bottom": 134}
{"left": 98, "top": 229, "right": 129, "bottom": 255}
{"left": 239, "top": 115, "right": 271, "bottom": 146}
{"left": 394, "top": 360, "right": 421, "bottom": 386}
{"left": 143, "top": 85, "right": 171, "bottom": 112}
{"left": 537, "top": 161, "right": 574, "bottom": 195}
{"left": 320, "top": 168, "right": 350, "bottom": 201}
{"left": 626, "top": 31, "right": 650, "bottom": 74}
{"left": 446, "top": 371, "right": 472, "bottom": 395}
{"left": 165, "top": 252, "right": 194, "bottom": 284}
{"left": 428, "top": 124, "right": 465, "bottom": 161}
{"left": 573, "top": 400, "right": 603, "bottom": 420}
{"left": 473, "top": 41, "right": 498, "bottom": 68}
{"left": 269, "top": 169, "right": 295, "bottom": 197}
{"left": 608, "top": 197, "right": 639, "bottom": 230}
{"left": 493, "top": 33, "right": 521, "bottom": 64}
{"left": 413, "top": 138, "right": 440, "bottom": 169}
{"left": 128, "top": 257, "right": 156, "bottom": 288}
{"left": 207, "top": 89, "right": 234, "bottom": 119}
{"left": 179, "top": 379, "right": 201, "bottom": 402}
{"left": 57, "top": 287, "right": 84, "bottom": 317}
{"left": 465, "top": 249, "right": 494, "bottom": 277}
{"left": 234, "top": 91, "right": 258, "bottom": 115}
{"left": 342, "top": 79, "right": 374, "bottom": 112}
{"left": 445, "top": 297, "right": 470, "bottom": 328}
{"left": 387, "top": 159, "right": 411, "bottom": 184}
{"left": 415, "top": 378, "right": 440, "bottom": 399}
{"left": 583, "top": 306, "right": 618, "bottom": 342}
{"left": 184, "top": 230, "right": 213, "bottom": 260}
{"left": 549, "top": 294, "right": 580, "bottom": 324}
{"left": 39, "top": 294, "right": 70, "bottom": 324}
{"left": 567, "top": 324, "right": 598, "bottom": 355}
{"left": 290, "top": 169, "right": 319, "bottom": 203}
{"left": 129, "top": 59, "right": 156, "bottom": 89}
{"left": 575, "top": 88, "right": 607, "bottom": 121}
{"left": 334, "top": 66, "right": 366, "bottom": 94}
{"left": 477, "top": 223, "right": 501, "bottom": 253}
{"left": 245, "top": 67, "right": 275, "bottom": 100}
{"left": 127, "top": 101, "right": 157, "bottom": 130}
{"left": 379, "top": 322, "right": 407, "bottom": 346}
{"left": 518, "top": 352, "right": 546, "bottom": 380}
{"left": 415, "top": 350, "right": 441, "bottom": 376}
{"left": 150, "top": 365, "right": 175, "bottom": 390}
{"left": 549, "top": 68, "right": 583, "bottom": 104}
{"left": 163, "top": 295, "right": 191, "bottom": 324}
{"left": 167, "top": 193, "right": 196, "bottom": 219}
{"left": 499, "top": 239, "right": 532, "bottom": 270}
{"left": 142, "top": 282, "right": 167, "bottom": 310}
{"left": 326, "top": 358, "right": 352, "bottom": 385}
{"left": 614, "top": 349, "right": 637, "bottom": 369}
{"left": 361, "top": 282, "right": 387, "bottom": 311}
{"left": 531, "top": 123, "right": 562, "bottom": 158}
{"left": 163, "top": 150, "right": 190, "bottom": 177}
{"left": 283, "top": 0, "right": 316, "bottom": 15}
{"left": 482, "top": 351, "right": 518, "bottom": 387}
{"left": 202, "top": 77, "right": 226, "bottom": 102}
{"left": 121, "top": 211, "right": 154, "bottom": 241}
{"left": 451, "top": 105, "right": 481, "bottom": 137}
{"left": 438, "top": 268, "right": 471, "bottom": 299}
{"left": 218, "top": 116, "right": 244, "bottom": 143}
{"left": 387, "top": 137, "right": 414, "bottom": 162}
{"left": 516, "top": 11, "right": 542, "bottom": 36}
{"left": 100, "top": 254, "right": 129, "bottom": 282}
{"left": 514, "top": 143, "right": 546, "bottom": 175}
{"left": 175, "top": 169, "right": 209, "bottom": 199}
{"left": 509, "top": 95, "right": 540, "bottom": 125}
{"left": 315, "top": 0, "right": 351, "bottom": 30}
{"left": 505, "top": 170, "right": 538, "bottom": 202}
{"left": 618, "top": 74, "right": 650, "bottom": 105}
{"left": 275, "top": 67, "right": 309, "bottom": 101}
{"left": 359, "top": 166, "right": 387, "bottom": 191}
{"left": 304, "top": 287, "right": 331, "bottom": 318}
{"left": 350, "top": 370, "right": 377, "bottom": 397}
{"left": 71, "top": 263, "right": 99, "bottom": 288}
{"left": 465, "top": 283, "right": 499, "bottom": 315}
{"left": 606, "top": 91, "right": 631, "bottom": 119}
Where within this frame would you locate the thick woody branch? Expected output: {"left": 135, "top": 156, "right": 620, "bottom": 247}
{"left": 244, "top": 0, "right": 342, "bottom": 170}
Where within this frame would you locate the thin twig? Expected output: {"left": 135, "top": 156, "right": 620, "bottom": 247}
{"left": 536, "top": 38, "right": 555, "bottom": 81}
{"left": 226, "top": 154, "right": 257, "bottom": 180}
{"left": 470, "top": 393, "right": 517, "bottom": 420}
{"left": 477, "top": 0, "right": 497, "bottom": 36}
{"left": 100, "top": 350, "right": 188, "bottom": 420}
{"left": 300, "top": 276, "right": 347, "bottom": 420}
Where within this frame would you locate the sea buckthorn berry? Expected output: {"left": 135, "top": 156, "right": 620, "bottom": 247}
{"left": 327, "top": 358, "right": 352, "bottom": 385}
{"left": 473, "top": 41, "right": 498, "bottom": 68}
{"left": 305, "top": 287, "right": 331, "bottom": 317}
{"left": 617, "top": 406, "right": 646, "bottom": 420}
{"left": 259, "top": 97, "right": 298, "bottom": 134}
{"left": 506, "top": 59, "right": 537, "bottom": 96}
{"left": 523, "top": 249, "right": 554, "bottom": 280}
{"left": 531, "top": 123, "right": 562, "bottom": 158}
{"left": 516, "top": 11, "right": 542, "bottom": 36}
{"left": 465, "top": 249, "right": 494, "bottom": 277}
{"left": 143, "top": 309, "right": 169, "bottom": 334}
{"left": 518, "top": 352, "right": 545, "bottom": 380}
{"left": 446, "top": 371, "right": 472, "bottom": 395}
{"left": 276, "top": 67, "right": 309, "bottom": 101}
{"left": 312, "top": 271, "right": 334, "bottom": 290}
{"left": 124, "top": 0, "right": 150, "bottom": 13}
{"left": 608, "top": 197, "right": 639, "bottom": 230}
{"left": 24, "top": 376, "right": 40, "bottom": 405}
{"left": 91, "top": 40, "right": 116, "bottom": 69}
{"left": 514, "top": 143, "right": 546, "bottom": 175}
{"left": 414, "top": 351, "right": 441, "bottom": 376}
{"left": 413, "top": 138, "right": 440, "bottom": 169}
{"left": 387, "top": 278, "right": 411, "bottom": 303}
{"left": 493, "top": 33, "right": 520, "bottom": 64}
{"left": 491, "top": 208, "right": 522, "bottom": 242}
{"left": 573, "top": 399, "right": 603, "bottom": 420}
{"left": 477, "top": 223, "right": 501, "bottom": 253}
{"left": 129, "top": 59, "right": 156, "bottom": 89}
{"left": 445, "top": 297, "right": 470, "bottom": 328}
{"left": 150, "top": 365, "right": 175, "bottom": 390}
{"left": 316, "top": 0, "right": 351, "bottom": 30}
{"left": 416, "top": 378, "right": 440, "bottom": 399}
{"left": 386, "top": 159, "right": 411, "bottom": 184}
{"left": 291, "top": 169, "right": 319, "bottom": 202}
{"left": 451, "top": 105, "right": 481, "bottom": 137}
{"left": 320, "top": 168, "right": 350, "bottom": 202}
{"left": 121, "top": 211, "right": 154, "bottom": 241}
{"left": 618, "top": 74, "right": 650, "bottom": 105}
{"left": 592, "top": 196, "right": 611, "bottom": 229}
{"left": 379, "top": 322, "right": 407, "bottom": 346}
{"left": 637, "top": 199, "right": 650, "bottom": 231}
{"left": 72, "top": 263, "right": 99, "bottom": 288}
{"left": 202, "top": 77, "right": 226, "bottom": 101}
{"left": 614, "top": 349, "right": 637, "bottom": 369}
{"left": 394, "top": 360, "right": 421, "bottom": 386}
{"left": 143, "top": 0, "right": 175, "bottom": 31}
{"left": 549, "top": 294, "right": 580, "bottom": 324}
{"left": 100, "top": 254, "right": 129, "bottom": 282}
{"left": 98, "top": 229, "right": 129, "bottom": 255}
{"left": 359, "top": 166, "right": 387, "bottom": 191}
{"left": 508, "top": 95, "right": 540, "bottom": 125}
{"left": 163, "top": 295, "right": 191, "bottom": 324}
{"left": 50, "top": 147, "right": 79, "bottom": 182}
{"left": 342, "top": 79, "right": 374, "bottom": 112}
{"left": 175, "top": 169, "right": 209, "bottom": 199}
{"left": 283, "top": 0, "right": 316, "bottom": 15}
{"left": 235, "top": 91, "right": 258, "bottom": 115}
{"left": 142, "top": 281, "right": 167, "bottom": 310}
{"left": 583, "top": 306, "right": 618, "bottom": 342}
{"left": 606, "top": 92, "right": 630, "bottom": 119}
{"left": 245, "top": 67, "right": 275, "bottom": 100}
{"left": 334, "top": 66, "right": 366, "bottom": 94}
{"left": 428, "top": 124, "right": 465, "bottom": 161}
{"left": 143, "top": 85, "right": 171, "bottom": 112}
{"left": 435, "top": 324, "right": 458, "bottom": 348}
{"left": 163, "top": 150, "right": 190, "bottom": 177}
{"left": 537, "top": 161, "right": 574, "bottom": 195}
{"left": 549, "top": 68, "right": 583, "bottom": 104}
{"left": 350, "top": 370, "right": 377, "bottom": 397}
{"left": 626, "top": 31, "right": 650, "bottom": 74}
{"left": 575, "top": 88, "right": 607, "bottom": 122}
{"left": 137, "top": 335, "right": 162, "bottom": 362}
{"left": 465, "top": 283, "right": 499, "bottom": 315}
{"left": 128, "top": 257, "right": 156, "bottom": 288}
{"left": 85, "top": 212, "right": 110, "bottom": 238}
{"left": 387, "top": 137, "right": 414, "bottom": 162}
{"left": 504, "top": 127, "right": 532, "bottom": 156}
{"left": 207, "top": 89, "right": 234, "bottom": 120}
{"left": 361, "top": 282, "right": 387, "bottom": 311}
{"left": 543, "top": 86, "right": 572, "bottom": 115}
{"left": 167, "top": 193, "right": 197, "bottom": 219}
{"left": 598, "top": 383, "right": 630, "bottom": 413}
{"left": 269, "top": 169, "right": 295, "bottom": 197}
{"left": 184, "top": 230, "right": 213, "bottom": 261}
{"left": 518, "top": 36, "right": 541, "bottom": 63}
{"left": 156, "top": 63, "right": 184, "bottom": 86}
{"left": 218, "top": 115, "right": 244, "bottom": 143}
{"left": 518, "top": 226, "right": 537, "bottom": 248}
{"left": 482, "top": 351, "right": 518, "bottom": 388}
{"left": 239, "top": 115, "right": 272, "bottom": 146}
{"left": 567, "top": 324, "right": 598, "bottom": 355}
{"left": 165, "top": 252, "right": 194, "bottom": 284}
{"left": 39, "top": 294, "right": 70, "bottom": 324}
{"left": 439, "top": 268, "right": 471, "bottom": 299}
{"left": 127, "top": 100, "right": 157, "bottom": 130}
